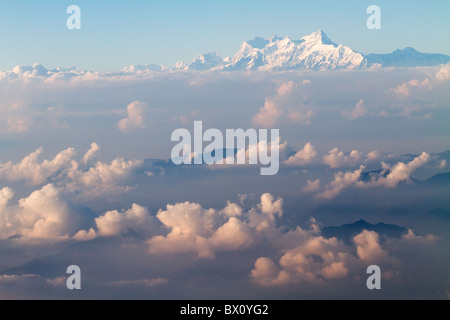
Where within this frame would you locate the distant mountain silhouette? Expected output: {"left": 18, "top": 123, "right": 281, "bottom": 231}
{"left": 359, "top": 169, "right": 388, "bottom": 183}
{"left": 422, "top": 172, "right": 450, "bottom": 185}
{"left": 359, "top": 169, "right": 421, "bottom": 184}
{"left": 366, "top": 47, "right": 450, "bottom": 67}
{"left": 322, "top": 219, "right": 408, "bottom": 244}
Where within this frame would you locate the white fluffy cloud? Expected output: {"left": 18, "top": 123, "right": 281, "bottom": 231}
{"left": 252, "top": 98, "right": 283, "bottom": 128}
{"left": 303, "top": 179, "right": 320, "bottom": 193}
{"left": 250, "top": 222, "right": 405, "bottom": 287}
{"left": 316, "top": 166, "right": 365, "bottom": 199}
{"left": 0, "top": 274, "right": 38, "bottom": 283}
{"left": 95, "top": 204, "right": 155, "bottom": 237}
{"left": 285, "top": 142, "right": 317, "bottom": 166}
{"left": 253, "top": 81, "right": 312, "bottom": 127}
{"left": 148, "top": 193, "right": 282, "bottom": 258}
{"left": 82, "top": 142, "right": 100, "bottom": 165}
{"left": 313, "top": 152, "right": 430, "bottom": 199}
{"left": 323, "top": 148, "right": 363, "bottom": 169}
{"left": 117, "top": 101, "right": 147, "bottom": 132}
{"left": 277, "top": 81, "right": 296, "bottom": 96}
{"left": 46, "top": 276, "right": 67, "bottom": 286}
{"left": 0, "top": 144, "right": 143, "bottom": 199}
{"left": 0, "top": 147, "right": 75, "bottom": 185}
{"left": 342, "top": 99, "right": 366, "bottom": 120}
{"left": 250, "top": 219, "right": 353, "bottom": 286}
{"left": 435, "top": 64, "right": 450, "bottom": 81}
{"left": 392, "top": 78, "right": 432, "bottom": 96}
{"left": 0, "top": 184, "right": 80, "bottom": 241}
{"left": 66, "top": 157, "right": 143, "bottom": 198}
{"left": 391, "top": 65, "right": 449, "bottom": 98}
{"left": 366, "top": 150, "right": 381, "bottom": 162}
{"left": 401, "top": 229, "right": 437, "bottom": 243}
{"left": 363, "top": 152, "right": 430, "bottom": 188}
{"left": 353, "top": 230, "right": 393, "bottom": 263}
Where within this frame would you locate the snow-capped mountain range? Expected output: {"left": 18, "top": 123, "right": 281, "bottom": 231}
{"left": 2, "top": 30, "right": 449, "bottom": 77}
{"left": 169, "top": 29, "right": 450, "bottom": 71}
{"left": 181, "top": 30, "right": 368, "bottom": 71}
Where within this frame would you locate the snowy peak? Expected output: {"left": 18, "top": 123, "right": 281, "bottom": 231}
{"left": 300, "top": 29, "right": 337, "bottom": 47}
{"left": 187, "top": 52, "right": 225, "bottom": 71}
{"left": 116, "top": 29, "right": 450, "bottom": 72}
{"left": 169, "top": 30, "right": 368, "bottom": 71}
{"left": 222, "top": 29, "right": 367, "bottom": 71}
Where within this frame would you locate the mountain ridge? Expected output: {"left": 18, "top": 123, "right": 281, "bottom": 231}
{"left": 4, "top": 30, "right": 450, "bottom": 75}
{"left": 171, "top": 29, "right": 450, "bottom": 72}
{"left": 322, "top": 219, "right": 408, "bottom": 245}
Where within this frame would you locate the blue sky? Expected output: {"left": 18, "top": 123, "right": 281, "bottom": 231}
{"left": 0, "top": 0, "right": 449, "bottom": 71}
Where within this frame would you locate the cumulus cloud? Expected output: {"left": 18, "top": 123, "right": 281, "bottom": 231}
{"left": 95, "top": 204, "right": 155, "bottom": 237}
{"left": 0, "top": 147, "right": 75, "bottom": 185}
{"left": 250, "top": 220, "right": 410, "bottom": 287}
{"left": 66, "top": 157, "right": 143, "bottom": 198}
{"left": 342, "top": 99, "right": 366, "bottom": 120}
{"left": 401, "top": 229, "right": 437, "bottom": 243}
{"left": 392, "top": 78, "right": 432, "bottom": 96}
{"left": 366, "top": 150, "right": 381, "bottom": 162}
{"left": 117, "top": 101, "right": 147, "bottom": 132}
{"left": 285, "top": 143, "right": 317, "bottom": 166}
{"left": 220, "top": 201, "right": 243, "bottom": 217}
{"left": 313, "top": 152, "right": 430, "bottom": 199}
{"left": 316, "top": 166, "right": 365, "bottom": 199}
{"left": 0, "top": 274, "right": 38, "bottom": 283}
{"left": 0, "top": 144, "right": 143, "bottom": 199}
{"left": 148, "top": 202, "right": 252, "bottom": 258}
{"left": 277, "top": 81, "right": 296, "bottom": 96}
{"left": 46, "top": 276, "right": 67, "bottom": 286}
{"left": 246, "top": 193, "right": 283, "bottom": 233}
{"left": 435, "top": 64, "right": 450, "bottom": 81}
{"left": 362, "top": 152, "right": 430, "bottom": 188}
{"left": 82, "top": 142, "right": 100, "bottom": 164}
{"left": 303, "top": 179, "right": 320, "bottom": 193}
{"left": 72, "top": 228, "right": 96, "bottom": 241}
{"left": 390, "top": 65, "right": 450, "bottom": 99}
{"left": 148, "top": 193, "right": 281, "bottom": 258}
{"left": 323, "top": 148, "right": 363, "bottom": 169}
{"left": 251, "top": 257, "right": 291, "bottom": 286}
{"left": 288, "top": 146, "right": 381, "bottom": 169}
{"left": 0, "top": 187, "right": 439, "bottom": 292}
{"left": 353, "top": 230, "right": 393, "bottom": 263}
{"left": 252, "top": 99, "right": 283, "bottom": 128}
{"left": 253, "top": 82, "right": 312, "bottom": 127}
{"left": 251, "top": 221, "right": 353, "bottom": 286}
{"left": 0, "top": 184, "right": 79, "bottom": 241}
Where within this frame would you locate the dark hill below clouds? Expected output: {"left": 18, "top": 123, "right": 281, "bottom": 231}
{"left": 422, "top": 172, "right": 450, "bottom": 185}
{"left": 322, "top": 219, "right": 408, "bottom": 245}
